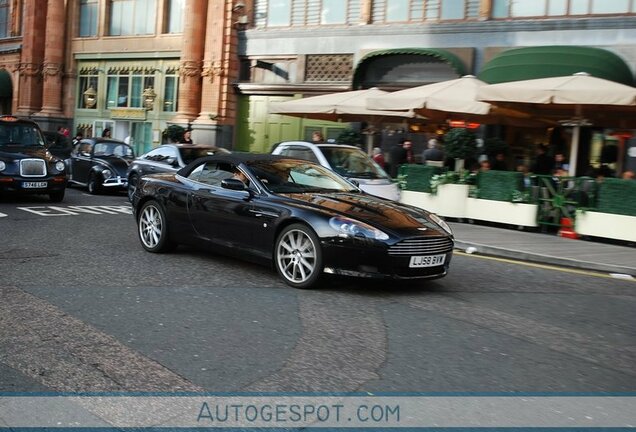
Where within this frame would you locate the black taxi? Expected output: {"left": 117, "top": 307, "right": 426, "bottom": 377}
{"left": 0, "top": 116, "right": 67, "bottom": 202}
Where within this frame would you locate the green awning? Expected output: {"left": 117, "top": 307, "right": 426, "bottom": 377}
{"left": 478, "top": 46, "right": 634, "bottom": 86}
{"left": 353, "top": 48, "right": 467, "bottom": 89}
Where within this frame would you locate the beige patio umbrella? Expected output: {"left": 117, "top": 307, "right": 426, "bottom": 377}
{"left": 269, "top": 87, "right": 422, "bottom": 153}
{"left": 366, "top": 75, "right": 541, "bottom": 127}
{"left": 477, "top": 72, "right": 636, "bottom": 176}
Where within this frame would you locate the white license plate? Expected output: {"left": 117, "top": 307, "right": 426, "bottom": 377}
{"left": 23, "top": 181, "right": 48, "bottom": 189}
{"left": 409, "top": 254, "right": 446, "bottom": 268}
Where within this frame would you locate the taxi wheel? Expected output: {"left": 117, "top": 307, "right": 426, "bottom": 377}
{"left": 49, "top": 190, "right": 65, "bottom": 202}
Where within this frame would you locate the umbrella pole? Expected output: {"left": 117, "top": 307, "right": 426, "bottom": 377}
{"left": 568, "top": 125, "right": 580, "bottom": 177}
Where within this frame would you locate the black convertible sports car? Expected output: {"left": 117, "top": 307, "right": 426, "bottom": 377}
{"left": 132, "top": 153, "right": 454, "bottom": 288}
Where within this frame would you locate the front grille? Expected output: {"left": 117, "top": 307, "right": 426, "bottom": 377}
{"left": 388, "top": 237, "right": 454, "bottom": 256}
{"left": 20, "top": 159, "right": 47, "bottom": 177}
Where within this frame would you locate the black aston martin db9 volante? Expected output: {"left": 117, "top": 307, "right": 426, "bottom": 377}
{"left": 132, "top": 153, "right": 454, "bottom": 288}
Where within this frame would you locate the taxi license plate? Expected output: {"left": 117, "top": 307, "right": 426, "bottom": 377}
{"left": 23, "top": 181, "right": 47, "bottom": 189}
{"left": 409, "top": 254, "right": 446, "bottom": 268}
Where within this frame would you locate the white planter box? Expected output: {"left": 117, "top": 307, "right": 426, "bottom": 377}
{"left": 400, "top": 184, "right": 469, "bottom": 218}
{"left": 575, "top": 210, "right": 636, "bottom": 242}
{"left": 465, "top": 198, "right": 539, "bottom": 227}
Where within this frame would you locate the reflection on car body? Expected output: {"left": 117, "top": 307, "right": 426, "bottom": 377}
{"left": 132, "top": 153, "right": 453, "bottom": 289}
{"left": 272, "top": 141, "right": 400, "bottom": 201}
{"left": 0, "top": 116, "right": 67, "bottom": 202}
{"left": 66, "top": 138, "right": 134, "bottom": 194}
{"left": 126, "top": 143, "right": 230, "bottom": 201}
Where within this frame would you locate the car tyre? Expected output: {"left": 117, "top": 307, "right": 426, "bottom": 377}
{"left": 87, "top": 172, "right": 101, "bottom": 195}
{"left": 127, "top": 173, "right": 138, "bottom": 202}
{"left": 137, "top": 200, "right": 176, "bottom": 253}
{"left": 49, "top": 190, "right": 65, "bottom": 202}
{"left": 275, "top": 223, "right": 323, "bottom": 289}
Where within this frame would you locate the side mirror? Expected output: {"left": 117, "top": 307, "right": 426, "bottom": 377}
{"left": 349, "top": 179, "right": 360, "bottom": 187}
{"left": 221, "top": 178, "right": 248, "bottom": 191}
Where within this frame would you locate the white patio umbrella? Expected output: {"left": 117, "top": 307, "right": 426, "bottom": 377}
{"left": 477, "top": 72, "right": 636, "bottom": 176}
{"left": 366, "top": 75, "right": 541, "bottom": 127}
{"left": 269, "top": 88, "right": 421, "bottom": 153}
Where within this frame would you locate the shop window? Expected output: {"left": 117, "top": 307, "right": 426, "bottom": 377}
{"left": 77, "top": 73, "right": 99, "bottom": 109}
{"left": 106, "top": 70, "right": 155, "bottom": 109}
{"left": 267, "top": 0, "right": 291, "bottom": 26}
{"left": 109, "top": 0, "right": 157, "bottom": 36}
{"left": 79, "top": 0, "right": 98, "bottom": 37}
{"left": 492, "top": 0, "right": 633, "bottom": 18}
{"left": 163, "top": 74, "right": 178, "bottom": 112}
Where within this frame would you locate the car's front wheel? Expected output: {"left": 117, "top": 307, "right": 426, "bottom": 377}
{"left": 275, "top": 223, "right": 323, "bottom": 289}
{"left": 87, "top": 172, "right": 101, "bottom": 194}
{"left": 137, "top": 200, "right": 176, "bottom": 253}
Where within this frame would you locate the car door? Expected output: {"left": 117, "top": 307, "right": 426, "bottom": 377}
{"left": 186, "top": 161, "right": 257, "bottom": 250}
{"left": 70, "top": 140, "right": 94, "bottom": 183}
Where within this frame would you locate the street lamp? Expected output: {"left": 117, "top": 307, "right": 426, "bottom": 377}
{"left": 83, "top": 86, "right": 97, "bottom": 109}
{"left": 143, "top": 86, "right": 157, "bottom": 110}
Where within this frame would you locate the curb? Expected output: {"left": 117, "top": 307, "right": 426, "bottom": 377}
{"left": 454, "top": 240, "right": 636, "bottom": 277}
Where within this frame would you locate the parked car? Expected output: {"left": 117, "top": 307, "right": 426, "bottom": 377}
{"left": 66, "top": 138, "right": 134, "bottom": 194}
{"left": 131, "top": 153, "right": 453, "bottom": 289}
{"left": 0, "top": 116, "right": 67, "bottom": 202}
{"left": 271, "top": 141, "right": 400, "bottom": 201}
{"left": 42, "top": 131, "right": 73, "bottom": 160}
{"left": 127, "top": 143, "right": 229, "bottom": 201}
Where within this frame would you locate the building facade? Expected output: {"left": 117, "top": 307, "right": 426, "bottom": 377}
{"left": 0, "top": 0, "right": 635, "bottom": 172}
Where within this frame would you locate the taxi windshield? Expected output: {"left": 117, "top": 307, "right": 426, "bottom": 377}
{"left": 0, "top": 123, "right": 46, "bottom": 147}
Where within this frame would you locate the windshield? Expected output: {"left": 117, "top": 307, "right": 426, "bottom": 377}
{"left": 94, "top": 142, "right": 134, "bottom": 158}
{"left": 247, "top": 159, "right": 358, "bottom": 194}
{"left": 320, "top": 146, "right": 390, "bottom": 180}
{"left": 0, "top": 123, "right": 46, "bottom": 147}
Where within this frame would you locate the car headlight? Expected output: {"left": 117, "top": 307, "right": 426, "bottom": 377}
{"left": 429, "top": 213, "right": 452, "bottom": 236}
{"left": 329, "top": 216, "right": 389, "bottom": 241}
{"left": 55, "top": 161, "right": 65, "bottom": 171}
{"left": 101, "top": 169, "right": 112, "bottom": 179}
{"left": 0, "top": 161, "right": 5, "bottom": 171}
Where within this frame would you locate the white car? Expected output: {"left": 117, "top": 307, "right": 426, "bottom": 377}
{"left": 272, "top": 141, "right": 400, "bottom": 201}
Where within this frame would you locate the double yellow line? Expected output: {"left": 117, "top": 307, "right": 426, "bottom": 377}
{"left": 454, "top": 250, "right": 636, "bottom": 282}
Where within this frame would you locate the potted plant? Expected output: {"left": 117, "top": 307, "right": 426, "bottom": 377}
{"left": 443, "top": 128, "right": 477, "bottom": 171}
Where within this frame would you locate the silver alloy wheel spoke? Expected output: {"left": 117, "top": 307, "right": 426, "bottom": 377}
{"left": 277, "top": 229, "right": 316, "bottom": 284}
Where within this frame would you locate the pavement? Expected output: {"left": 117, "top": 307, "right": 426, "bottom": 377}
{"left": 449, "top": 221, "right": 636, "bottom": 277}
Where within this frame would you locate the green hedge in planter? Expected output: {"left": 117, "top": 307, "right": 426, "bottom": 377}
{"left": 398, "top": 164, "right": 446, "bottom": 193}
{"left": 597, "top": 178, "right": 636, "bottom": 216}
{"left": 477, "top": 170, "right": 524, "bottom": 202}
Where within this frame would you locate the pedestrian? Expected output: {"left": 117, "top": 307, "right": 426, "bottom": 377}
{"left": 72, "top": 132, "right": 83, "bottom": 146}
{"left": 181, "top": 129, "right": 193, "bottom": 144}
{"left": 311, "top": 130, "right": 324, "bottom": 144}
{"left": 491, "top": 151, "right": 508, "bottom": 171}
{"left": 621, "top": 170, "right": 635, "bottom": 180}
{"left": 102, "top": 128, "right": 111, "bottom": 138}
{"left": 531, "top": 144, "right": 553, "bottom": 175}
{"left": 372, "top": 147, "right": 385, "bottom": 168}
{"left": 421, "top": 138, "right": 444, "bottom": 166}
{"left": 388, "top": 139, "right": 409, "bottom": 178}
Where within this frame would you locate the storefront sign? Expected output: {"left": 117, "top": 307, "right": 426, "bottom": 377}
{"left": 110, "top": 108, "right": 147, "bottom": 120}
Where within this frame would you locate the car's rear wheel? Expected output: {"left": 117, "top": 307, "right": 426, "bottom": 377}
{"left": 87, "top": 172, "right": 101, "bottom": 194}
{"left": 137, "top": 200, "right": 176, "bottom": 253}
{"left": 275, "top": 223, "right": 323, "bottom": 289}
{"left": 49, "top": 190, "right": 65, "bottom": 202}
{"left": 127, "top": 173, "right": 138, "bottom": 202}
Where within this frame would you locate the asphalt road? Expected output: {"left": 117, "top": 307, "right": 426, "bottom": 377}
{"left": 1, "top": 186, "right": 635, "bottom": 393}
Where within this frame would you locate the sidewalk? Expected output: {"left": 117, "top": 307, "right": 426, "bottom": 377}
{"left": 449, "top": 222, "right": 636, "bottom": 277}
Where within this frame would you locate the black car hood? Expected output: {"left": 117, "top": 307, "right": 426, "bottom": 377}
{"left": 279, "top": 192, "right": 447, "bottom": 237}
{"left": 93, "top": 156, "right": 133, "bottom": 175}
{"left": 0, "top": 146, "right": 51, "bottom": 160}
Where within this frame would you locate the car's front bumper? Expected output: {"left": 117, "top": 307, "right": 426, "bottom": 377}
{"left": 102, "top": 176, "right": 127, "bottom": 189}
{"left": 320, "top": 237, "right": 453, "bottom": 280}
{"left": 0, "top": 176, "right": 67, "bottom": 194}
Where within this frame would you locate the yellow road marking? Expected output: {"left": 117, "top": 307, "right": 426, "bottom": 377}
{"left": 454, "top": 250, "right": 636, "bottom": 282}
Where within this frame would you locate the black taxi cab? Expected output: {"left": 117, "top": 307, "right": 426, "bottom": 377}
{"left": 0, "top": 116, "right": 67, "bottom": 202}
